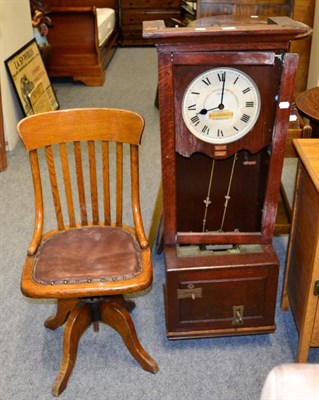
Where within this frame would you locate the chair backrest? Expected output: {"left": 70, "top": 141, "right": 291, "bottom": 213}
{"left": 17, "top": 108, "right": 148, "bottom": 255}
{"left": 196, "top": 0, "right": 293, "bottom": 19}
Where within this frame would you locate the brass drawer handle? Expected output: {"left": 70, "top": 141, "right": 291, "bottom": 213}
{"left": 177, "top": 285, "right": 202, "bottom": 300}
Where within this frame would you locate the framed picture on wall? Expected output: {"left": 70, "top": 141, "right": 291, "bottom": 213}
{"left": 5, "top": 39, "right": 59, "bottom": 117}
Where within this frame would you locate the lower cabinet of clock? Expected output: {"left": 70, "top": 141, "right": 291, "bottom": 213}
{"left": 164, "top": 245, "right": 279, "bottom": 339}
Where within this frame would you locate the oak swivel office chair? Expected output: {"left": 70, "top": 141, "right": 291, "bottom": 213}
{"left": 17, "top": 108, "right": 159, "bottom": 396}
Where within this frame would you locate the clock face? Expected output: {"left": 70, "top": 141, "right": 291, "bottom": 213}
{"left": 182, "top": 67, "right": 261, "bottom": 144}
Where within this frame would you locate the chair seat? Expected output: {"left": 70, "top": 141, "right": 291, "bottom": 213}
{"left": 33, "top": 226, "right": 142, "bottom": 285}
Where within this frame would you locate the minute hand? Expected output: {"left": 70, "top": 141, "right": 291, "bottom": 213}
{"left": 220, "top": 72, "right": 226, "bottom": 107}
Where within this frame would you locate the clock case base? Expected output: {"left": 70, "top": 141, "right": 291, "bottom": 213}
{"left": 164, "top": 244, "right": 278, "bottom": 339}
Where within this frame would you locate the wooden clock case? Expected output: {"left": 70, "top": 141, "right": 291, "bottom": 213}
{"left": 143, "top": 17, "right": 309, "bottom": 339}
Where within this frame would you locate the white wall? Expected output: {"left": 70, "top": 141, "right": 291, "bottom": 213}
{"left": 0, "top": 0, "right": 33, "bottom": 151}
{"left": 307, "top": 0, "right": 319, "bottom": 88}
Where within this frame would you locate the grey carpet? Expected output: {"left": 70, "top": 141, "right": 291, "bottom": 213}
{"left": 1, "top": 47, "right": 318, "bottom": 400}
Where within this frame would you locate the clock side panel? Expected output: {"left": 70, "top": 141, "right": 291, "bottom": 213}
{"left": 158, "top": 51, "right": 178, "bottom": 245}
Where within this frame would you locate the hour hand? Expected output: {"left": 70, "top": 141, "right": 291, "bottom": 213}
{"left": 198, "top": 105, "right": 219, "bottom": 115}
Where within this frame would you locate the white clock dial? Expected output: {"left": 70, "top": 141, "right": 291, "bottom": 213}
{"left": 182, "top": 67, "right": 261, "bottom": 144}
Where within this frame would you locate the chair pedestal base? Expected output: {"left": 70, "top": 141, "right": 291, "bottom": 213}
{"left": 45, "top": 296, "right": 159, "bottom": 397}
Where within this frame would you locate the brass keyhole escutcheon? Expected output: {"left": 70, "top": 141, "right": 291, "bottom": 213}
{"left": 232, "top": 305, "right": 244, "bottom": 325}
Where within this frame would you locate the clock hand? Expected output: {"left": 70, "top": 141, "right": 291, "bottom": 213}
{"left": 219, "top": 72, "right": 226, "bottom": 108}
{"left": 198, "top": 73, "right": 227, "bottom": 115}
{"left": 198, "top": 105, "right": 219, "bottom": 115}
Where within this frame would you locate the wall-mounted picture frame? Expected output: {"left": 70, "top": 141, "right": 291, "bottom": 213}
{"left": 5, "top": 39, "right": 59, "bottom": 117}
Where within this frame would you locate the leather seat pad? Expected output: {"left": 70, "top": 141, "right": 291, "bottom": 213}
{"left": 33, "top": 227, "right": 142, "bottom": 285}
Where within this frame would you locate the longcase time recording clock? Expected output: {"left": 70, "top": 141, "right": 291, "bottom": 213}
{"left": 143, "top": 16, "right": 309, "bottom": 339}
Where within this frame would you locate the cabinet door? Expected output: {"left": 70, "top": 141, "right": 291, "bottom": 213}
{"left": 165, "top": 248, "right": 279, "bottom": 338}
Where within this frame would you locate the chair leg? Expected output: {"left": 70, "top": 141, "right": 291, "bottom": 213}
{"left": 113, "top": 294, "right": 136, "bottom": 313}
{"left": 52, "top": 302, "right": 91, "bottom": 397}
{"left": 45, "top": 299, "right": 79, "bottom": 330}
{"left": 100, "top": 299, "right": 159, "bottom": 374}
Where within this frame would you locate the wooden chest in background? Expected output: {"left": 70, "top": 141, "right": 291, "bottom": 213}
{"left": 120, "top": 0, "right": 181, "bottom": 45}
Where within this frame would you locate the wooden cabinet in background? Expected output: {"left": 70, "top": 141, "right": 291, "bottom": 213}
{"left": 281, "top": 139, "right": 319, "bottom": 362}
{"left": 120, "top": 0, "right": 181, "bottom": 45}
{"left": 196, "top": 0, "right": 293, "bottom": 19}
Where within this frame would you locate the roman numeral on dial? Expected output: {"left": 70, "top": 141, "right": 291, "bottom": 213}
{"left": 218, "top": 72, "right": 226, "bottom": 82}
{"left": 241, "top": 114, "right": 250, "bottom": 123}
{"left": 188, "top": 104, "right": 197, "bottom": 111}
{"left": 191, "top": 115, "right": 200, "bottom": 126}
{"left": 202, "top": 125, "right": 209, "bottom": 134}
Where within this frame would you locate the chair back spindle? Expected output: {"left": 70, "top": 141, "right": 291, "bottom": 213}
{"left": 102, "top": 141, "right": 111, "bottom": 225}
{"left": 45, "top": 145, "right": 65, "bottom": 230}
{"left": 88, "top": 140, "right": 99, "bottom": 225}
{"left": 59, "top": 142, "right": 76, "bottom": 228}
{"left": 74, "top": 141, "right": 88, "bottom": 226}
{"left": 116, "top": 142, "right": 123, "bottom": 227}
